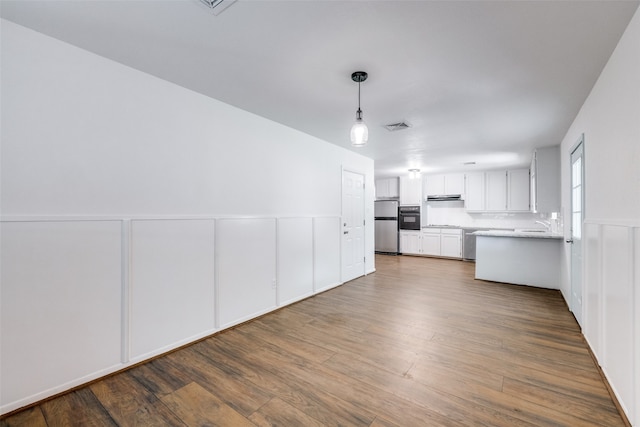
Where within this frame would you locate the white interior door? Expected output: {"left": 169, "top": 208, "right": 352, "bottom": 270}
{"left": 342, "top": 170, "right": 365, "bottom": 283}
{"left": 569, "top": 138, "right": 584, "bottom": 327}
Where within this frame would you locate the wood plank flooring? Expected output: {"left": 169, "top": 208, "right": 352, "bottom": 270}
{"left": 1, "top": 255, "right": 626, "bottom": 426}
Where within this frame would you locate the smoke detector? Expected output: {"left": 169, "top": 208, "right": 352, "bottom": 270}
{"left": 384, "top": 121, "right": 411, "bottom": 132}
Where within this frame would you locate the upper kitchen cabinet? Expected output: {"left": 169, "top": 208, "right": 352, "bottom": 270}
{"left": 507, "top": 169, "right": 531, "bottom": 211}
{"left": 466, "top": 169, "right": 529, "bottom": 212}
{"left": 485, "top": 171, "right": 508, "bottom": 211}
{"left": 531, "top": 146, "right": 560, "bottom": 213}
{"left": 424, "top": 173, "right": 465, "bottom": 197}
{"left": 399, "top": 176, "right": 422, "bottom": 206}
{"left": 375, "top": 178, "right": 399, "bottom": 200}
{"left": 464, "top": 172, "right": 486, "bottom": 211}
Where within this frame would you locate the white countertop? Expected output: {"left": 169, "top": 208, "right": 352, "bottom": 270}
{"left": 474, "top": 230, "right": 563, "bottom": 239}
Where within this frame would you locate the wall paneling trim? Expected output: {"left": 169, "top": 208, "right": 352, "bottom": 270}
{"left": 0, "top": 215, "right": 344, "bottom": 415}
{"left": 583, "top": 220, "right": 638, "bottom": 425}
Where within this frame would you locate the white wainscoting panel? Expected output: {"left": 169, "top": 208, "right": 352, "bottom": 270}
{"left": 635, "top": 227, "right": 640, "bottom": 427}
{"left": 313, "top": 217, "right": 341, "bottom": 292}
{"left": 583, "top": 221, "right": 638, "bottom": 425}
{"left": 277, "top": 218, "right": 313, "bottom": 306}
{"left": 216, "top": 218, "right": 277, "bottom": 328}
{"left": 129, "top": 219, "right": 216, "bottom": 361}
{"left": 601, "top": 225, "right": 634, "bottom": 418}
{"left": 0, "top": 221, "right": 122, "bottom": 412}
{"left": 583, "top": 223, "right": 602, "bottom": 359}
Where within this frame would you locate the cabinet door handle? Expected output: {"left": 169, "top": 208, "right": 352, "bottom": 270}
{"left": 344, "top": 231, "right": 349, "bottom": 235}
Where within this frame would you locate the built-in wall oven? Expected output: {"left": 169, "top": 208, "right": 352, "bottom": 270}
{"left": 399, "top": 206, "right": 421, "bottom": 230}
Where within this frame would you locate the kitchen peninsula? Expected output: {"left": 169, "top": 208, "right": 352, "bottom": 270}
{"left": 474, "top": 230, "right": 563, "bottom": 289}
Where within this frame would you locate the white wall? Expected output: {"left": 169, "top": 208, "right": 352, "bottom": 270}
{"left": 0, "top": 19, "right": 374, "bottom": 414}
{"left": 559, "top": 7, "right": 640, "bottom": 425}
{"left": 1, "top": 20, "right": 375, "bottom": 219}
{"left": 423, "top": 202, "right": 553, "bottom": 230}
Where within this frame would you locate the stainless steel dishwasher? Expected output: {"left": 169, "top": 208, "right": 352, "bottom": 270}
{"left": 462, "top": 228, "right": 491, "bottom": 261}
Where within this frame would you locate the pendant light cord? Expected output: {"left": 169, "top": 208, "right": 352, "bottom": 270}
{"left": 357, "top": 80, "right": 362, "bottom": 118}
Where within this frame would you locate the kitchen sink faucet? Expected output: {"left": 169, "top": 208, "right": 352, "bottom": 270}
{"left": 535, "top": 220, "right": 551, "bottom": 231}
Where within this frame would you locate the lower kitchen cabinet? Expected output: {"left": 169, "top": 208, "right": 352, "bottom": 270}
{"left": 400, "top": 230, "right": 422, "bottom": 255}
{"left": 402, "top": 228, "right": 462, "bottom": 258}
{"left": 441, "top": 230, "right": 462, "bottom": 258}
{"left": 433, "top": 228, "right": 462, "bottom": 258}
{"left": 421, "top": 229, "right": 441, "bottom": 256}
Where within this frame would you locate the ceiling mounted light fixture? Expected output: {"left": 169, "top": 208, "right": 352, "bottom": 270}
{"left": 409, "top": 168, "right": 421, "bottom": 179}
{"left": 350, "top": 71, "right": 369, "bottom": 147}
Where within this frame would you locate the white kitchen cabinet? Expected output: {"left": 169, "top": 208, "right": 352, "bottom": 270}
{"left": 531, "top": 146, "right": 560, "bottom": 213}
{"left": 419, "top": 228, "right": 462, "bottom": 258}
{"left": 375, "top": 177, "right": 399, "bottom": 200}
{"left": 400, "top": 230, "right": 422, "bottom": 255}
{"left": 469, "top": 169, "right": 529, "bottom": 212}
{"left": 424, "top": 173, "right": 465, "bottom": 197}
{"left": 485, "top": 171, "right": 508, "bottom": 211}
{"left": 421, "top": 228, "right": 441, "bottom": 256}
{"left": 399, "top": 176, "right": 422, "bottom": 206}
{"left": 424, "top": 174, "right": 445, "bottom": 197}
{"left": 444, "top": 174, "right": 465, "bottom": 195}
{"left": 464, "top": 172, "right": 485, "bottom": 211}
{"left": 507, "top": 169, "right": 530, "bottom": 211}
{"left": 440, "top": 229, "right": 462, "bottom": 258}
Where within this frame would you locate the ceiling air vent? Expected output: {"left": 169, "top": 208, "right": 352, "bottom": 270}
{"left": 200, "top": 0, "right": 237, "bottom": 15}
{"left": 384, "top": 121, "right": 411, "bottom": 132}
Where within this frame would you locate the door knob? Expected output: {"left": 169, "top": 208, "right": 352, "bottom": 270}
{"left": 566, "top": 239, "right": 573, "bottom": 244}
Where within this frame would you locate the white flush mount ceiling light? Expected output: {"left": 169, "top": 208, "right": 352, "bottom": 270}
{"left": 408, "top": 168, "right": 421, "bottom": 179}
{"left": 199, "top": 0, "right": 237, "bottom": 15}
{"left": 350, "top": 71, "right": 369, "bottom": 147}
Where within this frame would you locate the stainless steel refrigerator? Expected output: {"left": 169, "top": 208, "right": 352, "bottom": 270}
{"left": 375, "top": 200, "right": 399, "bottom": 254}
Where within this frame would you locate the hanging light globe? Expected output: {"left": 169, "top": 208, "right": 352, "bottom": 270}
{"left": 350, "top": 71, "right": 369, "bottom": 147}
{"left": 350, "top": 112, "right": 368, "bottom": 146}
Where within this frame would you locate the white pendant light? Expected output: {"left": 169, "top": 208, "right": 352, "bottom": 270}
{"left": 350, "top": 71, "right": 369, "bottom": 147}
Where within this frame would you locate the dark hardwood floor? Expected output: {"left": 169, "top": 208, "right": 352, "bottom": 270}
{"left": 1, "top": 255, "right": 626, "bottom": 426}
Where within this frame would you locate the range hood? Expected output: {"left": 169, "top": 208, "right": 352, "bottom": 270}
{"left": 426, "top": 194, "right": 464, "bottom": 202}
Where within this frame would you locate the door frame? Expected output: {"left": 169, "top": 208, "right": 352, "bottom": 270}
{"left": 569, "top": 134, "right": 585, "bottom": 326}
{"left": 341, "top": 167, "right": 367, "bottom": 283}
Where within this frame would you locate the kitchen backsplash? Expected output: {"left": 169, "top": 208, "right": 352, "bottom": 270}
{"left": 423, "top": 201, "right": 562, "bottom": 232}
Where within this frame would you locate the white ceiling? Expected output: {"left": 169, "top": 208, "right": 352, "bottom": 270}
{"left": 2, "top": 0, "right": 638, "bottom": 178}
